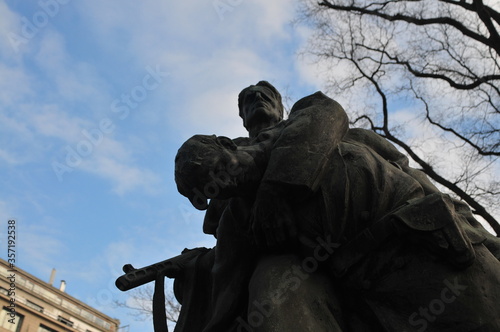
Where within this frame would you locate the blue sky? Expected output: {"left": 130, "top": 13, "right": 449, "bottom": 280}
{"left": 1, "top": 1, "right": 498, "bottom": 331}
{"left": 0, "top": 0, "right": 325, "bottom": 330}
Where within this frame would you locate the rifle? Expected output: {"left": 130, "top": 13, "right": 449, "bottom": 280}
{"left": 115, "top": 247, "right": 210, "bottom": 291}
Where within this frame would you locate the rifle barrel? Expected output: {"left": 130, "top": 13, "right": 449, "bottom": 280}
{"left": 115, "top": 247, "right": 209, "bottom": 291}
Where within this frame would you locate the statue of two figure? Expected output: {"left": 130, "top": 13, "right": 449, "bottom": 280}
{"left": 121, "top": 81, "right": 500, "bottom": 332}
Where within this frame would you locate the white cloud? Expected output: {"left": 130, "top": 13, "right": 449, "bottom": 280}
{"left": 0, "top": 149, "right": 21, "bottom": 165}
{"left": 0, "top": 200, "right": 15, "bottom": 221}
{"left": 31, "top": 104, "right": 92, "bottom": 141}
{"left": 33, "top": 30, "right": 110, "bottom": 109}
{"left": 11, "top": 221, "right": 66, "bottom": 278}
{"left": 390, "top": 107, "right": 500, "bottom": 225}
{"left": 83, "top": 154, "right": 161, "bottom": 196}
{"left": 0, "top": 201, "right": 67, "bottom": 277}
{"left": 0, "top": 114, "right": 36, "bottom": 165}
{"left": 0, "top": 1, "right": 28, "bottom": 59}
{"left": 71, "top": 241, "right": 137, "bottom": 284}
{"left": 0, "top": 6, "right": 163, "bottom": 194}
{"left": 34, "top": 29, "right": 67, "bottom": 71}
{"left": 250, "top": 0, "right": 297, "bottom": 40}
{"left": 0, "top": 63, "right": 33, "bottom": 106}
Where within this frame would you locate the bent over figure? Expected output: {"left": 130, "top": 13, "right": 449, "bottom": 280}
{"left": 175, "top": 92, "right": 500, "bottom": 331}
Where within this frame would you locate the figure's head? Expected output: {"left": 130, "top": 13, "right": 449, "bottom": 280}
{"left": 175, "top": 135, "right": 263, "bottom": 210}
{"left": 238, "top": 81, "right": 284, "bottom": 137}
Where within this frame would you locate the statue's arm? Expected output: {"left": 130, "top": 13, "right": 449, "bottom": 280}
{"left": 202, "top": 136, "right": 252, "bottom": 236}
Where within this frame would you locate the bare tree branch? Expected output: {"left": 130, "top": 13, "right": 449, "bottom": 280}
{"left": 298, "top": 0, "right": 500, "bottom": 233}
{"left": 318, "top": 0, "right": 500, "bottom": 54}
{"left": 113, "top": 285, "right": 180, "bottom": 324}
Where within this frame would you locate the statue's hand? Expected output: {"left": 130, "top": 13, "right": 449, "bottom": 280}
{"left": 251, "top": 183, "right": 298, "bottom": 249}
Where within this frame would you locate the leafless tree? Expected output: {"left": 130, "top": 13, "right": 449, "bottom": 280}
{"left": 113, "top": 284, "right": 180, "bottom": 325}
{"left": 297, "top": 0, "right": 500, "bottom": 234}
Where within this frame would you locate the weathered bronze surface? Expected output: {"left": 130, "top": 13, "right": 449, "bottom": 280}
{"left": 120, "top": 81, "right": 500, "bottom": 332}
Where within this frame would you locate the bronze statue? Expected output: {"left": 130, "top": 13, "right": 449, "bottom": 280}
{"left": 118, "top": 81, "right": 500, "bottom": 332}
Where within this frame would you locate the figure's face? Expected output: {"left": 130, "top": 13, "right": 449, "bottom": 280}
{"left": 239, "top": 85, "right": 282, "bottom": 133}
{"left": 175, "top": 135, "right": 263, "bottom": 209}
{"left": 203, "top": 136, "right": 250, "bottom": 195}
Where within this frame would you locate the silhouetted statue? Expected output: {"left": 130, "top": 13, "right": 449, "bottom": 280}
{"left": 118, "top": 81, "right": 500, "bottom": 332}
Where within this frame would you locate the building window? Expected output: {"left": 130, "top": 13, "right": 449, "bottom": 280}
{"left": 0, "top": 307, "right": 24, "bottom": 332}
{"left": 38, "top": 324, "right": 58, "bottom": 332}
{"left": 57, "top": 316, "right": 74, "bottom": 328}
{"left": 26, "top": 300, "right": 44, "bottom": 313}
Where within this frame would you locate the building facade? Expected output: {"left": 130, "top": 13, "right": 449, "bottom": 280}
{"left": 0, "top": 259, "right": 120, "bottom": 332}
